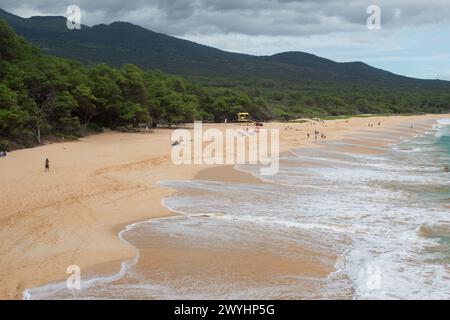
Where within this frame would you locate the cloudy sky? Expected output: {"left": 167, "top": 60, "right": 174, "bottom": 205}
{"left": 1, "top": 0, "right": 450, "bottom": 80}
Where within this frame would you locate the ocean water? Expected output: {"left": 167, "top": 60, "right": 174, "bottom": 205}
{"left": 25, "top": 119, "right": 450, "bottom": 300}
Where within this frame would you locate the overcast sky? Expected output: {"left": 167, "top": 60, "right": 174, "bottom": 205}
{"left": 1, "top": 0, "right": 450, "bottom": 80}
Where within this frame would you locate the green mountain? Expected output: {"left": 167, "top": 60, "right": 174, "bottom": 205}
{"left": 1, "top": 8, "right": 448, "bottom": 89}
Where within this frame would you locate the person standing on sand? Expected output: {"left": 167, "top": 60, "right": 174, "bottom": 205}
{"left": 45, "top": 158, "right": 50, "bottom": 172}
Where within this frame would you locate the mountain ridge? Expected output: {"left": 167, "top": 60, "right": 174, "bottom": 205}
{"left": 1, "top": 8, "right": 447, "bottom": 88}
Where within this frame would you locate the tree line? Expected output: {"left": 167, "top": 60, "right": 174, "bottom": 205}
{"left": 0, "top": 21, "right": 272, "bottom": 149}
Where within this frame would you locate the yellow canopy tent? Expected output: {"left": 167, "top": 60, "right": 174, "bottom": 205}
{"left": 237, "top": 112, "right": 250, "bottom": 123}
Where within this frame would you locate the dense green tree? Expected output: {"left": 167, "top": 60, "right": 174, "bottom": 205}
{"left": 115, "top": 101, "right": 149, "bottom": 128}
{"left": 119, "top": 64, "right": 148, "bottom": 106}
{"left": 47, "top": 91, "right": 80, "bottom": 135}
{"left": 72, "top": 84, "right": 97, "bottom": 128}
{"left": 0, "top": 84, "right": 27, "bottom": 141}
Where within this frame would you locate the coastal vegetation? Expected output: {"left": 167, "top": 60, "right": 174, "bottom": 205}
{"left": 0, "top": 21, "right": 271, "bottom": 149}
{"left": 1, "top": 17, "right": 450, "bottom": 150}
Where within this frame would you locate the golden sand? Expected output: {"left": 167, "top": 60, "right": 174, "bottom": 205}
{"left": 0, "top": 114, "right": 447, "bottom": 299}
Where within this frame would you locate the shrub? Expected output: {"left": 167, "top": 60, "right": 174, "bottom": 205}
{"left": 0, "top": 139, "right": 9, "bottom": 151}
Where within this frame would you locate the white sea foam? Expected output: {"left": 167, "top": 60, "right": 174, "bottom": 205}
{"left": 157, "top": 121, "right": 450, "bottom": 299}
{"left": 437, "top": 118, "right": 450, "bottom": 126}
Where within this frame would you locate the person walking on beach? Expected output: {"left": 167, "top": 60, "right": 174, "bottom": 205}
{"left": 45, "top": 158, "right": 50, "bottom": 172}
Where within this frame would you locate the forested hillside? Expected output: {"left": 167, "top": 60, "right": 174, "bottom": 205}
{"left": 0, "top": 21, "right": 271, "bottom": 150}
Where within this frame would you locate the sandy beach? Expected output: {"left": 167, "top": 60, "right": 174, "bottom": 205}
{"left": 0, "top": 114, "right": 448, "bottom": 299}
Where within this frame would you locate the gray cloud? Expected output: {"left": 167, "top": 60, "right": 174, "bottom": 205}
{"left": 1, "top": 0, "right": 450, "bottom": 36}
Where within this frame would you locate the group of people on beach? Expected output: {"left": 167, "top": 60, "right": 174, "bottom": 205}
{"left": 238, "top": 127, "right": 258, "bottom": 136}
{"left": 307, "top": 130, "right": 326, "bottom": 140}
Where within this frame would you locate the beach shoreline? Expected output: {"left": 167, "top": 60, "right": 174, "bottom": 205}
{"left": 1, "top": 114, "right": 448, "bottom": 299}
